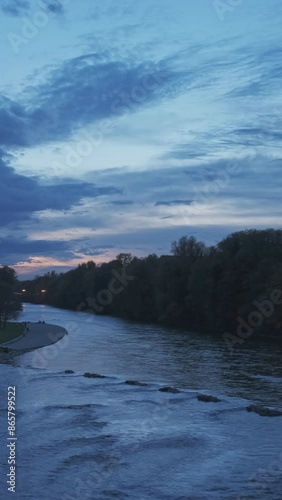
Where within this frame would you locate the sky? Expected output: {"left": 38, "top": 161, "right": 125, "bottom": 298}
{"left": 0, "top": 0, "right": 282, "bottom": 278}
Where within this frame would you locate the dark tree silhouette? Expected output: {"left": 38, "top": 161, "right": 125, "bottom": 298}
{"left": 18, "top": 229, "right": 282, "bottom": 341}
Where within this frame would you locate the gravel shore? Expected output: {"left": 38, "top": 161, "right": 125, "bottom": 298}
{"left": 2, "top": 323, "right": 67, "bottom": 351}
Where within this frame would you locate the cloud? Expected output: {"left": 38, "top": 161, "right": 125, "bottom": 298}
{"left": 28, "top": 55, "right": 183, "bottom": 142}
{"left": 110, "top": 200, "right": 134, "bottom": 206}
{"left": 0, "top": 96, "right": 28, "bottom": 147}
{"left": 45, "top": 1, "right": 64, "bottom": 14}
{"left": 93, "top": 155, "right": 282, "bottom": 216}
{"left": 155, "top": 200, "right": 193, "bottom": 207}
{"left": 2, "top": 31, "right": 280, "bottom": 155}
{"left": 0, "top": 0, "right": 65, "bottom": 16}
{"left": 162, "top": 149, "right": 207, "bottom": 160}
{"left": 228, "top": 126, "right": 282, "bottom": 147}
{"left": 1, "top": 40, "right": 245, "bottom": 149}
{"left": 0, "top": 0, "right": 29, "bottom": 16}
{"left": 225, "top": 42, "right": 282, "bottom": 99}
{"left": 0, "top": 54, "right": 183, "bottom": 147}
{"left": 75, "top": 245, "right": 114, "bottom": 256}
{"left": 161, "top": 106, "right": 282, "bottom": 161}
{"left": 3, "top": 153, "right": 282, "bottom": 271}
{"left": 0, "top": 150, "right": 121, "bottom": 228}
{"left": 1, "top": 5, "right": 282, "bottom": 278}
{"left": 0, "top": 237, "right": 69, "bottom": 263}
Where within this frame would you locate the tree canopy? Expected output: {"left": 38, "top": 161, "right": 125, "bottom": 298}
{"left": 18, "top": 229, "right": 282, "bottom": 341}
{"left": 0, "top": 266, "right": 22, "bottom": 328}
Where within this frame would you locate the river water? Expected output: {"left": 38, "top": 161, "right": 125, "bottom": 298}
{"left": 0, "top": 303, "right": 282, "bottom": 499}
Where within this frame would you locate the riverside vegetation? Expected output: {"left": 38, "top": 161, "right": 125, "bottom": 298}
{"left": 0, "top": 266, "right": 23, "bottom": 344}
{"left": 17, "top": 229, "right": 282, "bottom": 341}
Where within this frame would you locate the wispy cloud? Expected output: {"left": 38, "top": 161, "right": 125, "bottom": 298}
{"left": 1, "top": 0, "right": 282, "bottom": 275}
{"left": 0, "top": 0, "right": 65, "bottom": 17}
{"left": 155, "top": 200, "right": 193, "bottom": 207}
{"left": 0, "top": 54, "right": 186, "bottom": 147}
{"left": 0, "top": 150, "right": 121, "bottom": 228}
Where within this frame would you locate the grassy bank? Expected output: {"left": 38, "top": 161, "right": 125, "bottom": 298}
{"left": 0, "top": 322, "right": 24, "bottom": 345}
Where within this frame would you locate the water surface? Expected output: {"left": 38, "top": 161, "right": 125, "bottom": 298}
{"left": 0, "top": 303, "right": 281, "bottom": 499}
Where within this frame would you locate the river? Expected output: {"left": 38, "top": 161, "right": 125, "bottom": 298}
{"left": 0, "top": 303, "right": 282, "bottom": 499}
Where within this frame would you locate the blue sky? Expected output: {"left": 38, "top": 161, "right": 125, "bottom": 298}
{"left": 0, "top": 0, "right": 281, "bottom": 277}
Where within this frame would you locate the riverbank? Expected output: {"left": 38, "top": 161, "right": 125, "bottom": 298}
{"left": 0, "top": 322, "right": 24, "bottom": 345}
{"left": 0, "top": 322, "right": 67, "bottom": 351}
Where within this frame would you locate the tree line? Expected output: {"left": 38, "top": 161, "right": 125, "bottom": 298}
{"left": 17, "top": 229, "right": 282, "bottom": 340}
{"left": 0, "top": 266, "right": 22, "bottom": 328}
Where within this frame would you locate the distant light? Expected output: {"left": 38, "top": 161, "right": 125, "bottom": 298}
{"left": 22, "top": 289, "right": 26, "bottom": 292}
{"left": 41, "top": 289, "right": 47, "bottom": 293}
